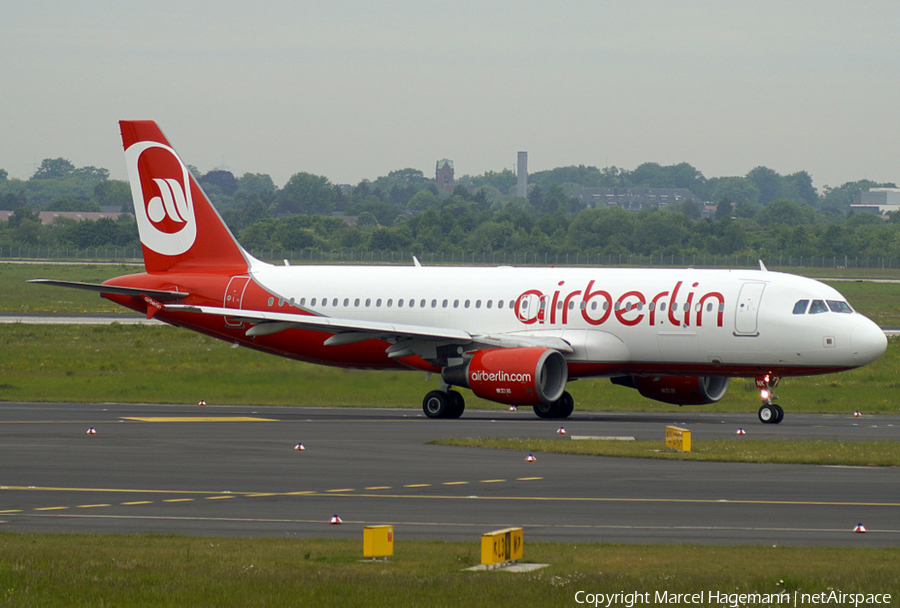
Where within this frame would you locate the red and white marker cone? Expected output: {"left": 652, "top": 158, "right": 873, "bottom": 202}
{"left": 508, "top": 406, "right": 517, "bottom": 412}
{"left": 853, "top": 410, "right": 861, "bottom": 418}
{"left": 198, "top": 400, "right": 207, "bottom": 406}
{"left": 294, "top": 443, "right": 306, "bottom": 452}
{"left": 557, "top": 427, "right": 567, "bottom": 435}
{"left": 854, "top": 523, "right": 867, "bottom": 533}
{"left": 736, "top": 428, "right": 746, "bottom": 436}
{"left": 330, "top": 514, "right": 342, "bottom": 525}
{"left": 86, "top": 427, "right": 97, "bottom": 435}
{"left": 525, "top": 453, "right": 537, "bottom": 463}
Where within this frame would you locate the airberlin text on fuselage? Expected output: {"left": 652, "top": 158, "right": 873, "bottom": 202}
{"left": 514, "top": 280, "right": 725, "bottom": 328}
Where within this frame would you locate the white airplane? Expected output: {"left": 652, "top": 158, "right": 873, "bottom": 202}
{"left": 31, "top": 121, "right": 888, "bottom": 423}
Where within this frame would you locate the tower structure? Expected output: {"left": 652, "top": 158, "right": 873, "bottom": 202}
{"left": 516, "top": 151, "right": 527, "bottom": 198}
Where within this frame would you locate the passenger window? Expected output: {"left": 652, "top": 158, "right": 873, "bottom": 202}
{"left": 300, "top": 298, "right": 306, "bottom": 306}
{"left": 268, "top": 297, "right": 274, "bottom": 307}
{"left": 421, "top": 299, "right": 427, "bottom": 308}
{"left": 365, "top": 298, "right": 371, "bottom": 307}
{"left": 486, "top": 300, "right": 492, "bottom": 309}
{"left": 332, "top": 298, "right": 339, "bottom": 307}
{"left": 431, "top": 299, "right": 437, "bottom": 308}
{"left": 398, "top": 299, "right": 404, "bottom": 308}
{"left": 343, "top": 298, "right": 349, "bottom": 307}
{"left": 475, "top": 300, "right": 481, "bottom": 309}
{"left": 387, "top": 299, "right": 393, "bottom": 307}
{"left": 793, "top": 300, "right": 809, "bottom": 315}
{"left": 409, "top": 299, "right": 414, "bottom": 308}
{"left": 376, "top": 298, "right": 382, "bottom": 307}
{"left": 827, "top": 300, "right": 853, "bottom": 313}
{"left": 465, "top": 300, "right": 471, "bottom": 308}
{"left": 453, "top": 300, "right": 459, "bottom": 308}
{"left": 354, "top": 298, "right": 360, "bottom": 307}
{"left": 311, "top": 298, "right": 317, "bottom": 306}
{"left": 498, "top": 300, "right": 504, "bottom": 309}
{"left": 809, "top": 300, "right": 828, "bottom": 314}
{"left": 442, "top": 299, "right": 448, "bottom": 308}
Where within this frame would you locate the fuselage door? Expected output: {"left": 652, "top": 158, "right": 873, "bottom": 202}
{"left": 224, "top": 276, "right": 250, "bottom": 327}
{"left": 734, "top": 282, "right": 766, "bottom": 336}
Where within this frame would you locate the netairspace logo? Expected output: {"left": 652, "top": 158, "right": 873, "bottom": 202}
{"left": 573, "top": 589, "right": 893, "bottom": 607}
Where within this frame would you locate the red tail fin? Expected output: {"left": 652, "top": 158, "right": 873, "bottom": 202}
{"left": 120, "top": 120, "right": 249, "bottom": 273}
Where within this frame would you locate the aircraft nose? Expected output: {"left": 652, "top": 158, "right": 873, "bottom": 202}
{"left": 851, "top": 318, "right": 888, "bottom": 365}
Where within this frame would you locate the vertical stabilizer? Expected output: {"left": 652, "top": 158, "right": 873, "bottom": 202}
{"left": 120, "top": 120, "right": 249, "bottom": 273}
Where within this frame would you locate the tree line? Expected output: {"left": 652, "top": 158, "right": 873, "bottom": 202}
{"left": 2, "top": 155, "right": 899, "bottom": 262}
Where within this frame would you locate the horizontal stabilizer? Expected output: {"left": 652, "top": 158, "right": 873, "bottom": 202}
{"left": 27, "top": 279, "right": 188, "bottom": 301}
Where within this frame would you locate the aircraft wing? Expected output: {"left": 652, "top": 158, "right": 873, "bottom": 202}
{"left": 164, "top": 304, "right": 574, "bottom": 357}
{"left": 27, "top": 279, "right": 189, "bottom": 301}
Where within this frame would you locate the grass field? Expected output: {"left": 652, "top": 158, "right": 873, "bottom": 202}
{"left": 0, "top": 534, "right": 897, "bottom": 607}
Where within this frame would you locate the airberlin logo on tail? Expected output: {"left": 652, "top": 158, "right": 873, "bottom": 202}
{"left": 125, "top": 141, "right": 197, "bottom": 256}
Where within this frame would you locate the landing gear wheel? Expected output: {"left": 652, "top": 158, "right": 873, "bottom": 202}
{"left": 758, "top": 404, "right": 777, "bottom": 424}
{"left": 447, "top": 390, "right": 465, "bottom": 419}
{"left": 533, "top": 401, "right": 557, "bottom": 419}
{"left": 423, "top": 390, "right": 450, "bottom": 419}
{"left": 771, "top": 403, "right": 784, "bottom": 424}
{"left": 555, "top": 391, "right": 574, "bottom": 419}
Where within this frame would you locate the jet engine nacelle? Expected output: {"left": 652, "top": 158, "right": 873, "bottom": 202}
{"left": 442, "top": 347, "right": 568, "bottom": 406}
{"left": 613, "top": 375, "right": 730, "bottom": 406}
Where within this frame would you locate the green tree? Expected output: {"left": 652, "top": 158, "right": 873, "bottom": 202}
{"left": 32, "top": 158, "right": 75, "bottom": 180}
{"left": 277, "top": 172, "right": 336, "bottom": 215}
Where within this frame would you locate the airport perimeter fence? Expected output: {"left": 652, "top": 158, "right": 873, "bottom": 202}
{"left": 2, "top": 245, "right": 900, "bottom": 271}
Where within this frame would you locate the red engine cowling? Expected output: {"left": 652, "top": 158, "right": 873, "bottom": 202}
{"left": 443, "top": 347, "right": 568, "bottom": 406}
{"left": 628, "top": 375, "right": 730, "bottom": 405}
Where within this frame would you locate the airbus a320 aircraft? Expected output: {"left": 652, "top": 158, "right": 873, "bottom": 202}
{"left": 31, "top": 121, "right": 888, "bottom": 423}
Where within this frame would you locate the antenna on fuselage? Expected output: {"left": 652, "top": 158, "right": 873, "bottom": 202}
{"left": 758, "top": 259, "right": 768, "bottom": 272}
{"left": 413, "top": 256, "right": 422, "bottom": 268}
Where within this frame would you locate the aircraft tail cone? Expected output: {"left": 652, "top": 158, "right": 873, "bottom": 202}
{"left": 294, "top": 443, "right": 306, "bottom": 452}
{"left": 330, "top": 514, "right": 342, "bottom": 525}
{"left": 525, "top": 453, "right": 536, "bottom": 463}
{"left": 854, "top": 523, "right": 867, "bottom": 533}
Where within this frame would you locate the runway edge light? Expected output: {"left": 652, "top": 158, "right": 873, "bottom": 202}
{"left": 736, "top": 428, "right": 746, "bottom": 435}
{"left": 86, "top": 427, "right": 97, "bottom": 435}
{"left": 854, "top": 410, "right": 861, "bottom": 417}
{"left": 330, "top": 514, "right": 342, "bottom": 525}
{"left": 294, "top": 443, "right": 306, "bottom": 451}
{"left": 525, "top": 453, "right": 536, "bottom": 463}
{"left": 854, "top": 523, "right": 867, "bottom": 533}
{"left": 198, "top": 400, "right": 206, "bottom": 406}
{"left": 557, "top": 427, "right": 566, "bottom": 435}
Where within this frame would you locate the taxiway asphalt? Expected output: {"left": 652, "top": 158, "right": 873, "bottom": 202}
{"left": 0, "top": 402, "right": 897, "bottom": 546}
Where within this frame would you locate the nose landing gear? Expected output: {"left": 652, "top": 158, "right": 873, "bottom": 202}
{"left": 756, "top": 374, "right": 784, "bottom": 424}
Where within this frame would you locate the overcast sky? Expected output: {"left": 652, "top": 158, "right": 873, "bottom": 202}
{"left": 2, "top": 1, "right": 899, "bottom": 192}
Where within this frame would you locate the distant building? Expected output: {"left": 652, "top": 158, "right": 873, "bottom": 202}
{"left": 517, "top": 151, "right": 528, "bottom": 198}
{"left": 435, "top": 159, "right": 454, "bottom": 194}
{"left": 575, "top": 187, "right": 702, "bottom": 212}
{"left": 850, "top": 187, "right": 900, "bottom": 218}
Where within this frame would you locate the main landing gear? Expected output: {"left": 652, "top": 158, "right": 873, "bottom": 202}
{"left": 533, "top": 391, "right": 575, "bottom": 419}
{"left": 421, "top": 388, "right": 575, "bottom": 420}
{"left": 422, "top": 389, "right": 465, "bottom": 419}
{"left": 756, "top": 374, "right": 784, "bottom": 424}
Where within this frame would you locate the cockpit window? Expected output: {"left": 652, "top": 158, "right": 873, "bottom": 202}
{"left": 827, "top": 300, "right": 853, "bottom": 313}
{"left": 808, "top": 300, "right": 828, "bottom": 314}
{"left": 792, "top": 300, "right": 809, "bottom": 315}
